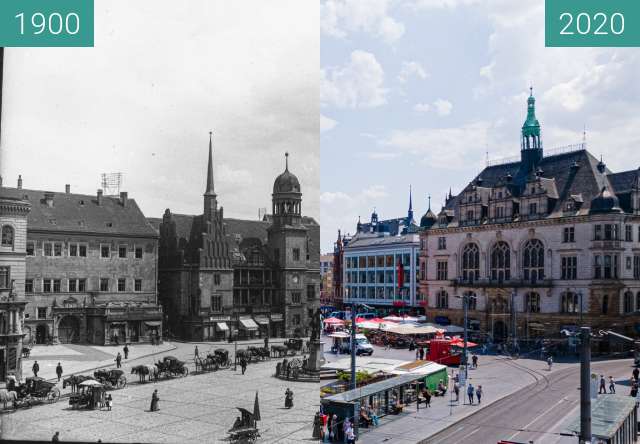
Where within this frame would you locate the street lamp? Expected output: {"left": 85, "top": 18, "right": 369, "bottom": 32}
{"left": 455, "top": 292, "right": 476, "bottom": 381}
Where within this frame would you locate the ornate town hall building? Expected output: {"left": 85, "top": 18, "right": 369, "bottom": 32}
{"left": 154, "top": 135, "right": 319, "bottom": 341}
{"left": 420, "top": 91, "right": 640, "bottom": 341}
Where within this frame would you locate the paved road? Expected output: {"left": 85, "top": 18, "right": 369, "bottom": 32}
{"left": 423, "top": 359, "right": 636, "bottom": 444}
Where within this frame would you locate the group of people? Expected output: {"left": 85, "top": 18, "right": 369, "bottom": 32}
{"left": 598, "top": 374, "right": 616, "bottom": 394}
{"left": 630, "top": 367, "right": 640, "bottom": 398}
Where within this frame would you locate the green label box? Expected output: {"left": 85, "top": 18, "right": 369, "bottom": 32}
{"left": 546, "top": 0, "right": 640, "bottom": 47}
{"left": 0, "top": 0, "right": 93, "bottom": 47}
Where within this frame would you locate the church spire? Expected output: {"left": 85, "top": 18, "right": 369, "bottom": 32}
{"left": 205, "top": 131, "right": 215, "bottom": 196}
{"left": 407, "top": 185, "right": 414, "bottom": 222}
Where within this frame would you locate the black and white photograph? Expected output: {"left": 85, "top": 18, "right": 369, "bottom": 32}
{"left": 0, "top": 1, "right": 320, "bottom": 442}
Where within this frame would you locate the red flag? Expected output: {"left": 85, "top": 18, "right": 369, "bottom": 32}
{"left": 397, "top": 259, "right": 404, "bottom": 288}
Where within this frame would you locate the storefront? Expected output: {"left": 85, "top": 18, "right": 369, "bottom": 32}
{"left": 270, "top": 313, "right": 284, "bottom": 337}
{"left": 215, "top": 322, "right": 229, "bottom": 341}
{"left": 238, "top": 317, "right": 259, "bottom": 339}
{"left": 254, "top": 316, "right": 270, "bottom": 338}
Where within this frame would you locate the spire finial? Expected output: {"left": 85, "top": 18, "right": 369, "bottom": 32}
{"left": 529, "top": 85, "right": 533, "bottom": 97}
{"left": 583, "top": 124, "right": 587, "bottom": 143}
{"left": 205, "top": 131, "right": 215, "bottom": 195}
{"left": 428, "top": 194, "right": 431, "bottom": 210}
{"left": 285, "top": 152, "right": 289, "bottom": 171}
{"left": 409, "top": 185, "right": 413, "bottom": 211}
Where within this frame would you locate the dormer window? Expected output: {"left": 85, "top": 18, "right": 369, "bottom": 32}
{"left": 498, "top": 191, "right": 503, "bottom": 199}
{"left": 468, "top": 195, "right": 472, "bottom": 203}
{"left": 565, "top": 201, "right": 574, "bottom": 212}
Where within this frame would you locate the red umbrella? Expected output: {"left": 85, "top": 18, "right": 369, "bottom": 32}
{"left": 450, "top": 338, "right": 478, "bottom": 348}
{"left": 323, "top": 317, "right": 345, "bottom": 324}
{"left": 354, "top": 317, "right": 366, "bottom": 324}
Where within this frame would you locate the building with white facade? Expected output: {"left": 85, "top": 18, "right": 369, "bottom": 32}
{"left": 419, "top": 91, "right": 640, "bottom": 341}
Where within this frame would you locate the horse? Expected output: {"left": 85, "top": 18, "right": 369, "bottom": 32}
{"left": 145, "top": 365, "right": 158, "bottom": 382}
{"left": 235, "top": 349, "right": 252, "bottom": 364}
{"left": 0, "top": 389, "right": 18, "bottom": 409}
{"left": 131, "top": 365, "right": 149, "bottom": 383}
{"left": 63, "top": 375, "right": 93, "bottom": 393}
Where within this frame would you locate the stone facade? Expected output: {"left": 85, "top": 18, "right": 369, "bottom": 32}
{"left": 419, "top": 92, "right": 640, "bottom": 341}
{"left": 154, "top": 136, "right": 319, "bottom": 341}
{"left": 0, "top": 194, "right": 30, "bottom": 381}
{"left": 0, "top": 181, "right": 163, "bottom": 345}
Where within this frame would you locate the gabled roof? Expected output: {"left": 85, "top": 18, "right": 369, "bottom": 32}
{"left": 1, "top": 186, "right": 157, "bottom": 237}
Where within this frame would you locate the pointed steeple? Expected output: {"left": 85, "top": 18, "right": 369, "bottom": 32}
{"left": 205, "top": 131, "right": 216, "bottom": 196}
{"left": 407, "top": 185, "right": 414, "bottom": 223}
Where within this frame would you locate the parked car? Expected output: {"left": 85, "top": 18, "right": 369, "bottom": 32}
{"left": 340, "top": 334, "right": 374, "bottom": 356}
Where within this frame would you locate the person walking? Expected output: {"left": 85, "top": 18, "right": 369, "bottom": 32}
{"left": 609, "top": 376, "right": 616, "bottom": 394}
{"left": 194, "top": 345, "right": 199, "bottom": 361}
{"left": 633, "top": 367, "right": 639, "bottom": 381}
{"left": 330, "top": 414, "right": 338, "bottom": 442}
{"left": 476, "top": 385, "right": 483, "bottom": 404}
{"left": 55, "top": 362, "right": 63, "bottom": 382}
{"left": 52, "top": 431, "right": 60, "bottom": 442}
{"left": 631, "top": 381, "right": 639, "bottom": 398}
{"left": 115, "top": 352, "right": 122, "bottom": 369}
{"left": 467, "top": 384, "right": 475, "bottom": 405}
{"left": 240, "top": 357, "right": 248, "bottom": 375}
{"left": 264, "top": 336, "right": 269, "bottom": 350}
{"left": 123, "top": 344, "right": 129, "bottom": 360}
{"left": 342, "top": 418, "right": 351, "bottom": 444}
{"left": 454, "top": 381, "right": 460, "bottom": 402}
{"left": 415, "top": 349, "right": 420, "bottom": 360}
{"left": 106, "top": 394, "right": 113, "bottom": 411}
{"left": 150, "top": 389, "right": 159, "bottom": 412}
{"left": 547, "top": 356, "right": 553, "bottom": 371}
{"left": 419, "top": 347, "right": 425, "bottom": 361}
{"left": 424, "top": 388, "right": 432, "bottom": 407}
{"left": 599, "top": 375, "right": 607, "bottom": 394}
{"left": 472, "top": 354, "right": 478, "bottom": 368}
{"left": 345, "top": 423, "right": 355, "bottom": 444}
{"left": 32, "top": 361, "right": 39, "bottom": 378}
{"left": 285, "top": 387, "right": 294, "bottom": 408}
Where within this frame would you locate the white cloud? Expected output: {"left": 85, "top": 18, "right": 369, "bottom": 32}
{"left": 409, "top": 0, "right": 482, "bottom": 10}
{"left": 321, "top": 114, "right": 338, "bottom": 132}
{"left": 321, "top": 50, "right": 388, "bottom": 108}
{"left": 321, "top": 0, "right": 405, "bottom": 43}
{"left": 367, "top": 152, "right": 400, "bottom": 160}
{"left": 380, "top": 121, "right": 491, "bottom": 169}
{"left": 413, "top": 103, "right": 431, "bottom": 112}
{"left": 397, "top": 61, "right": 428, "bottom": 83}
{"left": 433, "top": 99, "right": 453, "bottom": 116}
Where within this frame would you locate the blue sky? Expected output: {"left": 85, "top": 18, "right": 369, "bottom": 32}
{"left": 320, "top": 0, "right": 640, "bottom": 252}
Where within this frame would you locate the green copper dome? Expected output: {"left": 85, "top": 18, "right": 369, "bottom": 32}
{"left": 522, "top": 89, "right": 540, "bottom": 137}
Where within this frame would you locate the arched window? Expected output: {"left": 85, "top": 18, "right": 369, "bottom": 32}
{"left": 522, "top": 239, "right": 545, "bottom": 282}
{"left": 490, "top": 241, "right": 511, "bottom": 281}
{"left": 461, "top": 243, "right": 480, "bottom": 281}
{"left": 602, "top": 295, "right": 609, "bottom": 314}
{"left": 464, "top": 291, "right": 477, "bottom": 310}
{"left": 561, "top": 292, "right": 579, "bottom": 313}
{"left": 624, "top": 291, "right": 634, "bottom": 313}
{"left": 1, "top": 225, "right": 14, "bottom": 247}
{"left": 525, "top": 292, "right": 540, "bottom": 313}
{"left": 436, "top": 290, "right": 448, "bottom": 309}
{"left": 490, "top": 296, "right": 509, "bottom": 313}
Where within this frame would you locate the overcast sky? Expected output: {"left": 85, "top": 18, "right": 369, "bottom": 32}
{"left": 0, "top": 0, "right": 319, "bottom": 223}
{"left": 320, "top": 0, "right": 640, "bottom": 252}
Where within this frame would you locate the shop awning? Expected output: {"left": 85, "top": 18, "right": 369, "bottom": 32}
{"left": 239, "top": 318, "right": 259, "bottom": 330}
{"left": 144, "top": 321, "right": 162, "bottom": 327}
{"left": 254, "top": 317, "right": 270, "bottom": 325}
{"left": 271, "top": 314, "right": 284, "bottom": 322}
{"left": 216, "top": 322, "right": 229, "bottom": 331}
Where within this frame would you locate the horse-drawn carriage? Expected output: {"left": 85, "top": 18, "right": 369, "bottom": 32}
{"left": 13, "top": 377, "right": 60, "bottom": 407}
{"left": 93, "top": 369, "right": 127, "bottom": 390}
{"left": 270, "top": 344, "right": 288, "bottom": 358}
{"left": 63, "top": 374, "right": 96, "bottom": 393}
{"left": 69, "top": 380, "right": 105, "bottom": 409}
{"left": 155, "top": 355, "right": 189, "bottom": 378}
{"left": 195, "top": 349, "right": 231, "bottom": 372}
{"left": 247, "top": 346, "right": 270, "bottom": 361}
{"left": 228, "top": 407, "right": 260, "bottom": 442}
{"left": 285, "top": 338, "right": 304, "bottom": 355}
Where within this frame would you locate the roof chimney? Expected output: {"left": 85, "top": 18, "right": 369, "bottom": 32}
{"left": 65, "top": 184, "right": 70, "bottom": 194}
{"left": 120, "top": 191, "right": 128, "bottom": 207}
{"left": 97, "top": 189, "right": 103, "bottom": 205}
{"left": 44, "top": 192, "right": 55, "bottom": 207}
{"left": 17, "top": 175, "right": 22, "bottom": 189}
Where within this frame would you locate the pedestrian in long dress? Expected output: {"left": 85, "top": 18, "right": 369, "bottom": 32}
{"left": 55, "top": 363, "right": 63, "bottom": 382}
{"left": 453, "top": 382, "right": 460, "bottom": 402}
{"left": 342, "top": 418, "right": 351, "bottom": 444}
{"left": 467, "top": 384, "right": 475, "bottom": 405}
{"left": 106, "top": 394, "right": 113, "bottom": 411}
{"left": 285, "top": 388, "right": 294, "bottom": 408}
{"left": 150, "top": 389, "right": 159, "bottom": 411}
{"left": 476, "top": 385, "right": 483, "bottom": 404}
{"left": 52, "top": 431, "right": 60, "bottom": 442}
{"left": 32, "top": 361, "right": 39, "bottom": 378}
{"left": 472, "top": 354, "right": 478, "bottom": 368}
{"left": 115, "top": 352, "right": 122, "bottom": 369}
{"left": 194, "top": 346, "right": 199, "bottom": 360}
{"left": 547, "top": 356, "right": 553, "bottom": 371}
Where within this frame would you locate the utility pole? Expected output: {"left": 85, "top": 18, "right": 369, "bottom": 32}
{"left": 350, "top": 302, "right": 357, "bottom": 390}
{"left": 511, "top": 291, "right": 517, "bottom": 351}
{"left": 579, "top": 326, "right": 591, "bottom": 444}
{"left": 463, "top": 294, "right": 468, "bottom": 381}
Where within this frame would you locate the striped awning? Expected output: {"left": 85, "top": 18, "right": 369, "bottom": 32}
{"left": 216, "top": 322, "right": 229, "bottom": 331}
{"left": 254, "top": 317, "right": 270, "bottom": 325}
{"left": 239, "top": 318, "right": 258, "bottom": 330}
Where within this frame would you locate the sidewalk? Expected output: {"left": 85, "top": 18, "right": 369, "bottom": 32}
{"left": 17, "top": 342, "right": 176, "bottom": 385}
{"left": 357, "top": 355, "right": 575, "bottom": 443}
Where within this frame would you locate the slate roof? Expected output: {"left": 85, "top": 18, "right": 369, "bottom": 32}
{"left": 1, "top": 186, "right": 157, "bottom": 237}
{"left": 358, "top": 217, "right": 417, "bottom": 236}
{"left": 346, "top": 232, "right": 419, "bottom": 249}
{"left": 452, "top": 149, "right": 619, "bottom": 218}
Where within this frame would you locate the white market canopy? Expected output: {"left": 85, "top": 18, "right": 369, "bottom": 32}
{"left": 381, "top": 323, "right": 443, "bottom": 335}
